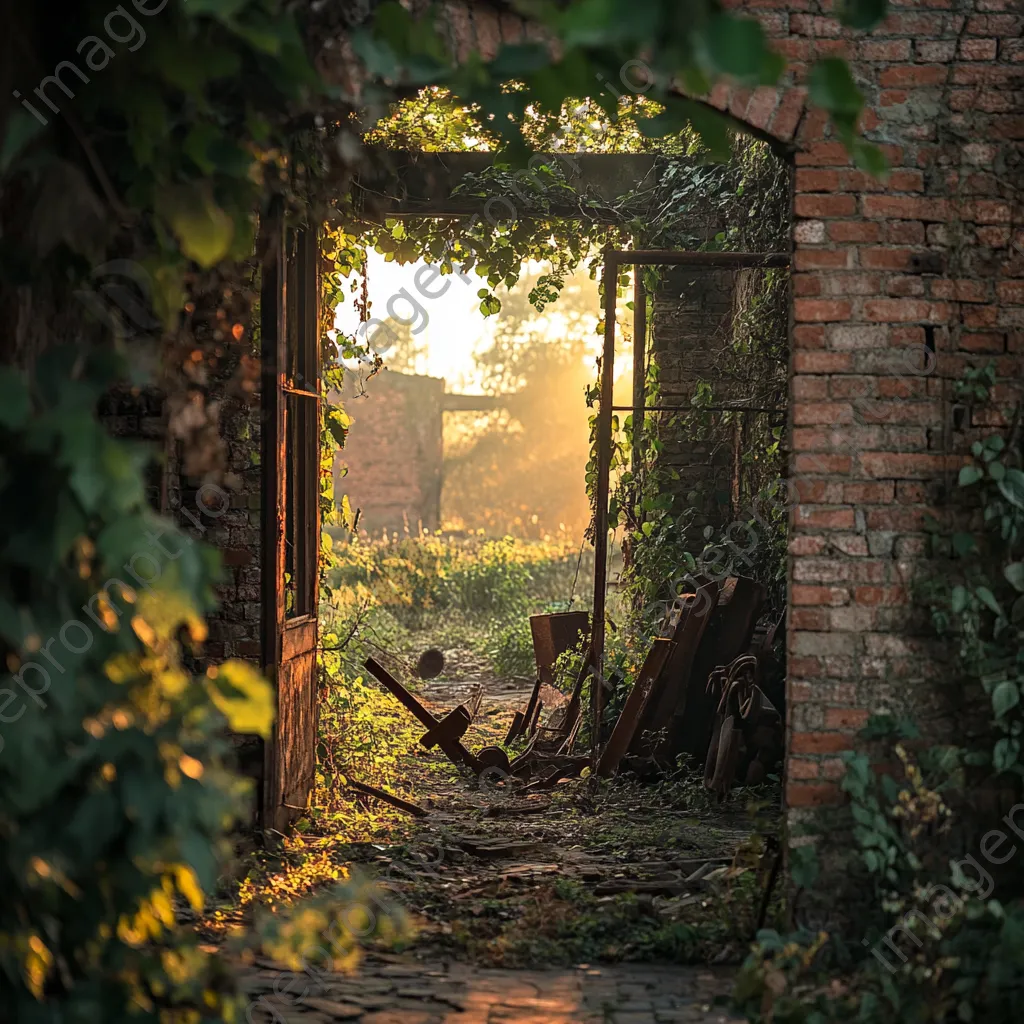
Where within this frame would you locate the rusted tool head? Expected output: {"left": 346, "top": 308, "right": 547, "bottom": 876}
{"left": 415, "top": 648, "right": 445, "bottom": 679}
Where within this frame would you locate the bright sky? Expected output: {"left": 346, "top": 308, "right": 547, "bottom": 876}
{"left": 333, "top": 250, "right": 499, "bottom": 393}
{"left": 332, "top": 252, "right": 617, "bottom": 394}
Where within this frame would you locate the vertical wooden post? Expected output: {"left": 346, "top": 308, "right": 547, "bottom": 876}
{"left": 591, "top": 251, "right": 618, "bottom": 762}
{"left": 631, "top": 267, "right": 647, "bottom": 475}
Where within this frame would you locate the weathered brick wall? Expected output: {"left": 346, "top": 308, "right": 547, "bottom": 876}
{"left": 704, "top": 0, "right": 1024, "bottom": 855}
{"left": 334, "top": 370, "right": 445, "bottom": 536}
{"left": 651, "top": 267, "right": 741, "bottom": 543}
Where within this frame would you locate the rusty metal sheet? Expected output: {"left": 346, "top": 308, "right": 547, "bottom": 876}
{"left": 529, "top": 611, "right": 589, "bottom": 686}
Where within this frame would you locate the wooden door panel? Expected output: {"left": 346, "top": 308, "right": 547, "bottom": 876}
{"left": 277, "top": 646, "right": 317, "bottom": 814}
{"left": 261, "top": 221, "right": 320, "bottom": 834}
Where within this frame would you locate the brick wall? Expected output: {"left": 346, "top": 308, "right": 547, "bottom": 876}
{"left": 651, "top": 267, "right": 742, "bottom": 543}
{"left": 704, "top": 0, "right": 1024, "bottom": 866}
{"left": 334, "top": 370, "right": 445, "bottom": 536}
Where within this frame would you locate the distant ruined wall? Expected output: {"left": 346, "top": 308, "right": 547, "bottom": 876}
{"left": 334, "top": 370, "right": 445, "bottom": 536}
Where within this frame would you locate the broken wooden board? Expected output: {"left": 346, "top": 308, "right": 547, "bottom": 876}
{"left": 420, "top": 703, "right": 471, "bottom": 750}
{"left": 597, "top": 637, "right": 675, "bottom": 777}
{"left": 669, "top": 576, "right": 765, "bottom": 759}
{"left": 504, "top": 710, "right": 526, "bottom": 745}
{"left": 630, "top": 579, "right": 720, "bottom": 758}
{"left": 347, "top": 779, "right": 428, "bottom": 818}
{"left": 364, "top": 657, "right": 483, "bottom": 773}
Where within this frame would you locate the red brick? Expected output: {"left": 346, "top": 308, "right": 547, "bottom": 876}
{"left": 792, "top": 454, "right": 853, "bottom": 473}
{"left": 860, "top": 452, "right": 951, "bottom": 478}
{"left": 795, "top": 194, "right": 858, "bottom": 218}
{"left": 824, "top": 707, "right": 870, "bottom": 730}
{"left": 796, "top": 249, "right": 851, "bottom": 270}
{"left": 794, "top": 275, "right": 823, "bottom": 296}
{"left": 863, "top": 195, "right": 950, "bottom": 221}
{"left": 879, "top": 64, "right": 948, "bottom": 87}
{"left": 828, "top": 221, "right": 881, "bottom": 243}
{"left": 960, "top": 332, "right": 1007, "bottom": 353}
{"left": 793, "top": 324, "right": 827, "bottom": 348}
{"left": 799, "top": 507, "right": 857, "bottom": 529}
{"left": 796, "top": 141, "right": 853, "bottom": 166}
{"left": 792, "top": 608, "right": 830, "bottom": 630}
{"left": 843, "top": 482, "right": 895, "bottom": 503}
{"left": 931, "top": 279, "right": 991, "bottom": 302}
{"left": 791, "top": 732, "right": 858, "bottom": 754}
{"left": 859, "top": 247, "right": 914, "bottom": 269}
{"left": 857, "top": 39, "right": 912, "bottom": 61}
{"left": 786, "top": 781, "right": 843, "bottom": 807}
{"left": 997, "top": 280, "right": 1024, "bottom": 303}
{"left": 793, "top": 402, "right": 854, "bottom": 424}
{"left": 795, "top": 299, "right": 853, "bottom": 321}
{"left": 863, "top": 298, "right": 948, "bottom": 322}
{"left": 794, "top": 352, "right": 853, "bottom": 373}
{"left": 796, "top": 169, "right": 842, "bottom": 191}
{"left": 960, "top": 37, "right": 998, "bottom": 60}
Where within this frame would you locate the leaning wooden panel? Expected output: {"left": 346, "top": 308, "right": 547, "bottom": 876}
{"left": 597, "top": 638, "right": 675, "bottom": 777}
{"left": 670, "top": 576, "right": 765, "bottom": 760}
{"left": 631, "top": 579, "right": 721, "bottom": 756}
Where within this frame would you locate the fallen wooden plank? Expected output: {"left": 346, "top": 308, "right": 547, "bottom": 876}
{"left": 347, "top": 779, "right": 428, "bottom": 818}
{"left": 364, "top": 657, "right": 483, "bottom": 772}
{"left": 519, "top": 677, "right": 542, "bottom": 738}
{"left": 597, "top": 638, "right": 675, "bottom": 777}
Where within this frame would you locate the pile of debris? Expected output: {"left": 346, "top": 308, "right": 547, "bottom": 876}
{"left": 354, "top": 576, "right": 784, "bottom": 816}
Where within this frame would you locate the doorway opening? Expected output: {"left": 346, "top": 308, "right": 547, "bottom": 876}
{"left": 260, "top": 87, "right": 795, "bottom": 972}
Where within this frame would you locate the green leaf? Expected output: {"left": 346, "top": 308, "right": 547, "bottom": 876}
{"left": 993, "top": 737, "right": 1020, "bottom": 773}
{"left": 992, "top": 680, "right": 1020, "bottom": 719}
{"left": 808, "top": 58, "right": 864, "bottom": 116}
{"left": 958, "top": 464, "right": 983, "bottom": 487}
{"left": 0, "top": 109, "right": 45, "bottom": 175}
{"left": 208, "top": 660, "right": 275, "bottom": 737}
{"left": 951, "top": 585, "right": 968, "bottom": 614}
{"left": 703, "top": 15, "right": 771, "bottom": 82}
{"left": 0, "top": 368, "right": 31, "bottom": 428}
{"left": 790, "top": 844, "right": 819, "bottom": 888}
{"left": 157, "top": 185, "right": 235, "bottom": 269}
{"left": 852, "top": 138, "right": 889, "bottom": 178}
{"left": 1005, "top": 563, "right": 1024, "bottom": 593}
{"left": 976, "top": 586, "right": 1004, "bottom": 618}
{"left": 999, "top": 468, "right": 1024, "bottom": 509}
{"left": 836, "top": 0, "right": 889, "bottom": 29}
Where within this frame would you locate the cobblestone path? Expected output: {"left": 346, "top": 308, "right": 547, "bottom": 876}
{"left": 240, "top": 955, "right": 743, "bottom": 1024}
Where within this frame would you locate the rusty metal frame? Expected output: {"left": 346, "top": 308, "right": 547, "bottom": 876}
{"left": 589, "top": 248, "right": 791, "bottom": 761}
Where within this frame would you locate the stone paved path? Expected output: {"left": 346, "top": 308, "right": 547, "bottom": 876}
{"left": 240, "top": 956, "right": 743, "bottom": 1023}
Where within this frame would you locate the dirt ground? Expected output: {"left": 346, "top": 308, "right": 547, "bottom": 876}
{"left": 209, "top": 631, "right": 781, "bottom": 1022}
